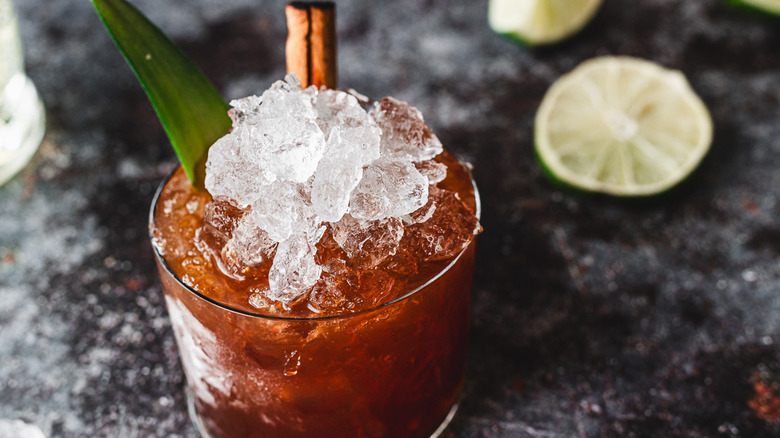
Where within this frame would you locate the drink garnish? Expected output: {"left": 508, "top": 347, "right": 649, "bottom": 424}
{"left": 91, "top": 0, "right": 231, "bottom": 189}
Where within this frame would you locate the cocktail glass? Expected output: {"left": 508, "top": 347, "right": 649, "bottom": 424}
{"left": 150, "top": 167, "right": 480, "bottom": 438}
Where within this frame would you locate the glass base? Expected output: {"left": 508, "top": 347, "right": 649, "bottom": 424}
{"left": 429, "top": 401, "right": 459, "bottom": 438}
{"left": 0, "top": 73, "right": 45, "bottom": 186}
{"left": 185, "top": 387, "right": 459, "bottom": 438}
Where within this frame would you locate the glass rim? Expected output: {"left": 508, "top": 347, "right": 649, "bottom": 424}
{"left": 149, "top": 163, "right": 481, "bottom": 321}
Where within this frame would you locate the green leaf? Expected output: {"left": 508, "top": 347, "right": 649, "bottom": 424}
{"left": 91, "top": 0, "right": 231, "bottom": 189}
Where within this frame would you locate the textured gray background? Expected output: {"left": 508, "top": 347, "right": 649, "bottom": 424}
{"left": 1, "top": 0, "right": 780, "bottom": 436}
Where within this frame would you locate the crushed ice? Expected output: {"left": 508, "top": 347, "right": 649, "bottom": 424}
{"left": 204, "top": 74, "right": 462, "bottom": 304}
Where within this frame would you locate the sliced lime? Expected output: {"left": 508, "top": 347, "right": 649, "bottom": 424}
{"left": 534, "top": 56, "right": 713, "bottom": 197}
{"left": 488, "top": 0, "right": 603, "bottom": 46}
{"left": 727, "top": 0, "right": 780, "bottom": 16}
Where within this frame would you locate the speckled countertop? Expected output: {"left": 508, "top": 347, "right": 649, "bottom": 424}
{"left": 1, "top": 0, "right": 779, "bottom": 436}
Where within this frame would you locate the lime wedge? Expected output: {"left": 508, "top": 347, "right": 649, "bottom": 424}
{"left": 534, "top": 56, "right": 713, "bottom": 197}
{"left": 727, "top": 0, "right": 780, "bottom": 16}
{"left": 488, "top": 0, "right": 603, "bottom": 46}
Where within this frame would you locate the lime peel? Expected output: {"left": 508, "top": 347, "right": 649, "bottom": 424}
{"left": 726, "top": 0, "right": 780, "bottom": 17}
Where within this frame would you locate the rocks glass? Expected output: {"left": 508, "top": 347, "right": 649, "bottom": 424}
{"left": 150, "top": 168, "right": 480, "bottom": 438}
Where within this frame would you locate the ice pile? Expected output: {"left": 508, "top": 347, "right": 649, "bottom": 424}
{"left": 203, "top": 75, "right": 474, "bottom": 305}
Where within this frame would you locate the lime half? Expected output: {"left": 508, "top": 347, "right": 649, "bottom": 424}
{"left": 488, "top": 0, "right": 603, "bottom": 46}
{"left": 727, "top": 0, "right": 780, "bottom": 16}
{"left": 535, "top": 56, "right": 713, "bottom": 197}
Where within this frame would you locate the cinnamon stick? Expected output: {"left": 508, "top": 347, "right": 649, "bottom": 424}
{"left": 285, "top": 2, "right": 337, "bottom": 89}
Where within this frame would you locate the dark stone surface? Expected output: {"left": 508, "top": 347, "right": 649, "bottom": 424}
{"left": 2, "top": 0, "right": 779, "bottom": 436}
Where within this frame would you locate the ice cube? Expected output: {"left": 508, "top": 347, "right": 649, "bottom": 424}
{"left": 401, "top": 192, "right": 436, "bottom": 225}
{"left": 203, "top": 76, "right": 476, "bottom": 306}
{"left": 248, "top": 289, "right": 275, "bottom": 310}
{"left": 307, "top": 265, "right": 395, "bottom": 314}
{"left": 223, "top": 215, "right": 277, "bottom": 267}
{"left": 371, "top": 97, "right": 443, "bottom": 162}
{"left": 227, "top": 95, "right": 263, "bottom": 124}
{"left": 307, "top": 275, "right": 349, "bottom": 314}
{"left": 202, "top": 198, "right": 246, "bottom": 243}
{"left": 311, "top": 131, "right": 380, "bottom": 222}
{"left": 241, "top": 74, "right": 316, "bottom": 121}
{"left": 315, "top": 89, "right": 375, "bottom": 137}
{"left": 195, "top": 199, "right": 251, "bottom": 276}
{"left": 267, "top": 233, "right": 322, "bottom": 303}
{"left": 306, "top": 259, "right": 358, "bottom": 314}
{"left": 243, "top": 115, "right": 326, "bottom": 183}
{"left": 349, "top": 157, "right": 429, "bottom": 221}
{"left": 308, "top": 224, "right": 327, "bottom": 246}
{"left": 248, "top": 181, "right": 316, "bottom": 243}
{"left": 402, "top": 187, "right": 480, "bottom": 261}
{"left": 206, "top": 77, "right": 326, "bottom": 207}
{"left": 382, "top": 249, "right": 419, "bottom": 277}
{"left": 310, "top": 151, "right": 362, "bottom": 223}
{"left": 330, "top": 214, "right": 405, "bottom": 268}
{"left": 356, "top": 270, "right": 396, "bottom": 306}
{"left": 204, "top": 136, "right": 271, "bottom": 208}
{"left": 310, "top": 90, "right": 381, "bottom": 223}
{"left": 415, "top": 160, "right": 448, "bottom": 185}
{"left": 313, "top": 228, "right": 348, "bottom": 266}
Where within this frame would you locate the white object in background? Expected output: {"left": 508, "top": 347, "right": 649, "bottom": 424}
{"left": 0, "top": 419, "right": 47, "bottom": 438}
{"left": 0, "top": 0, "right": 45, "bottom": 186}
